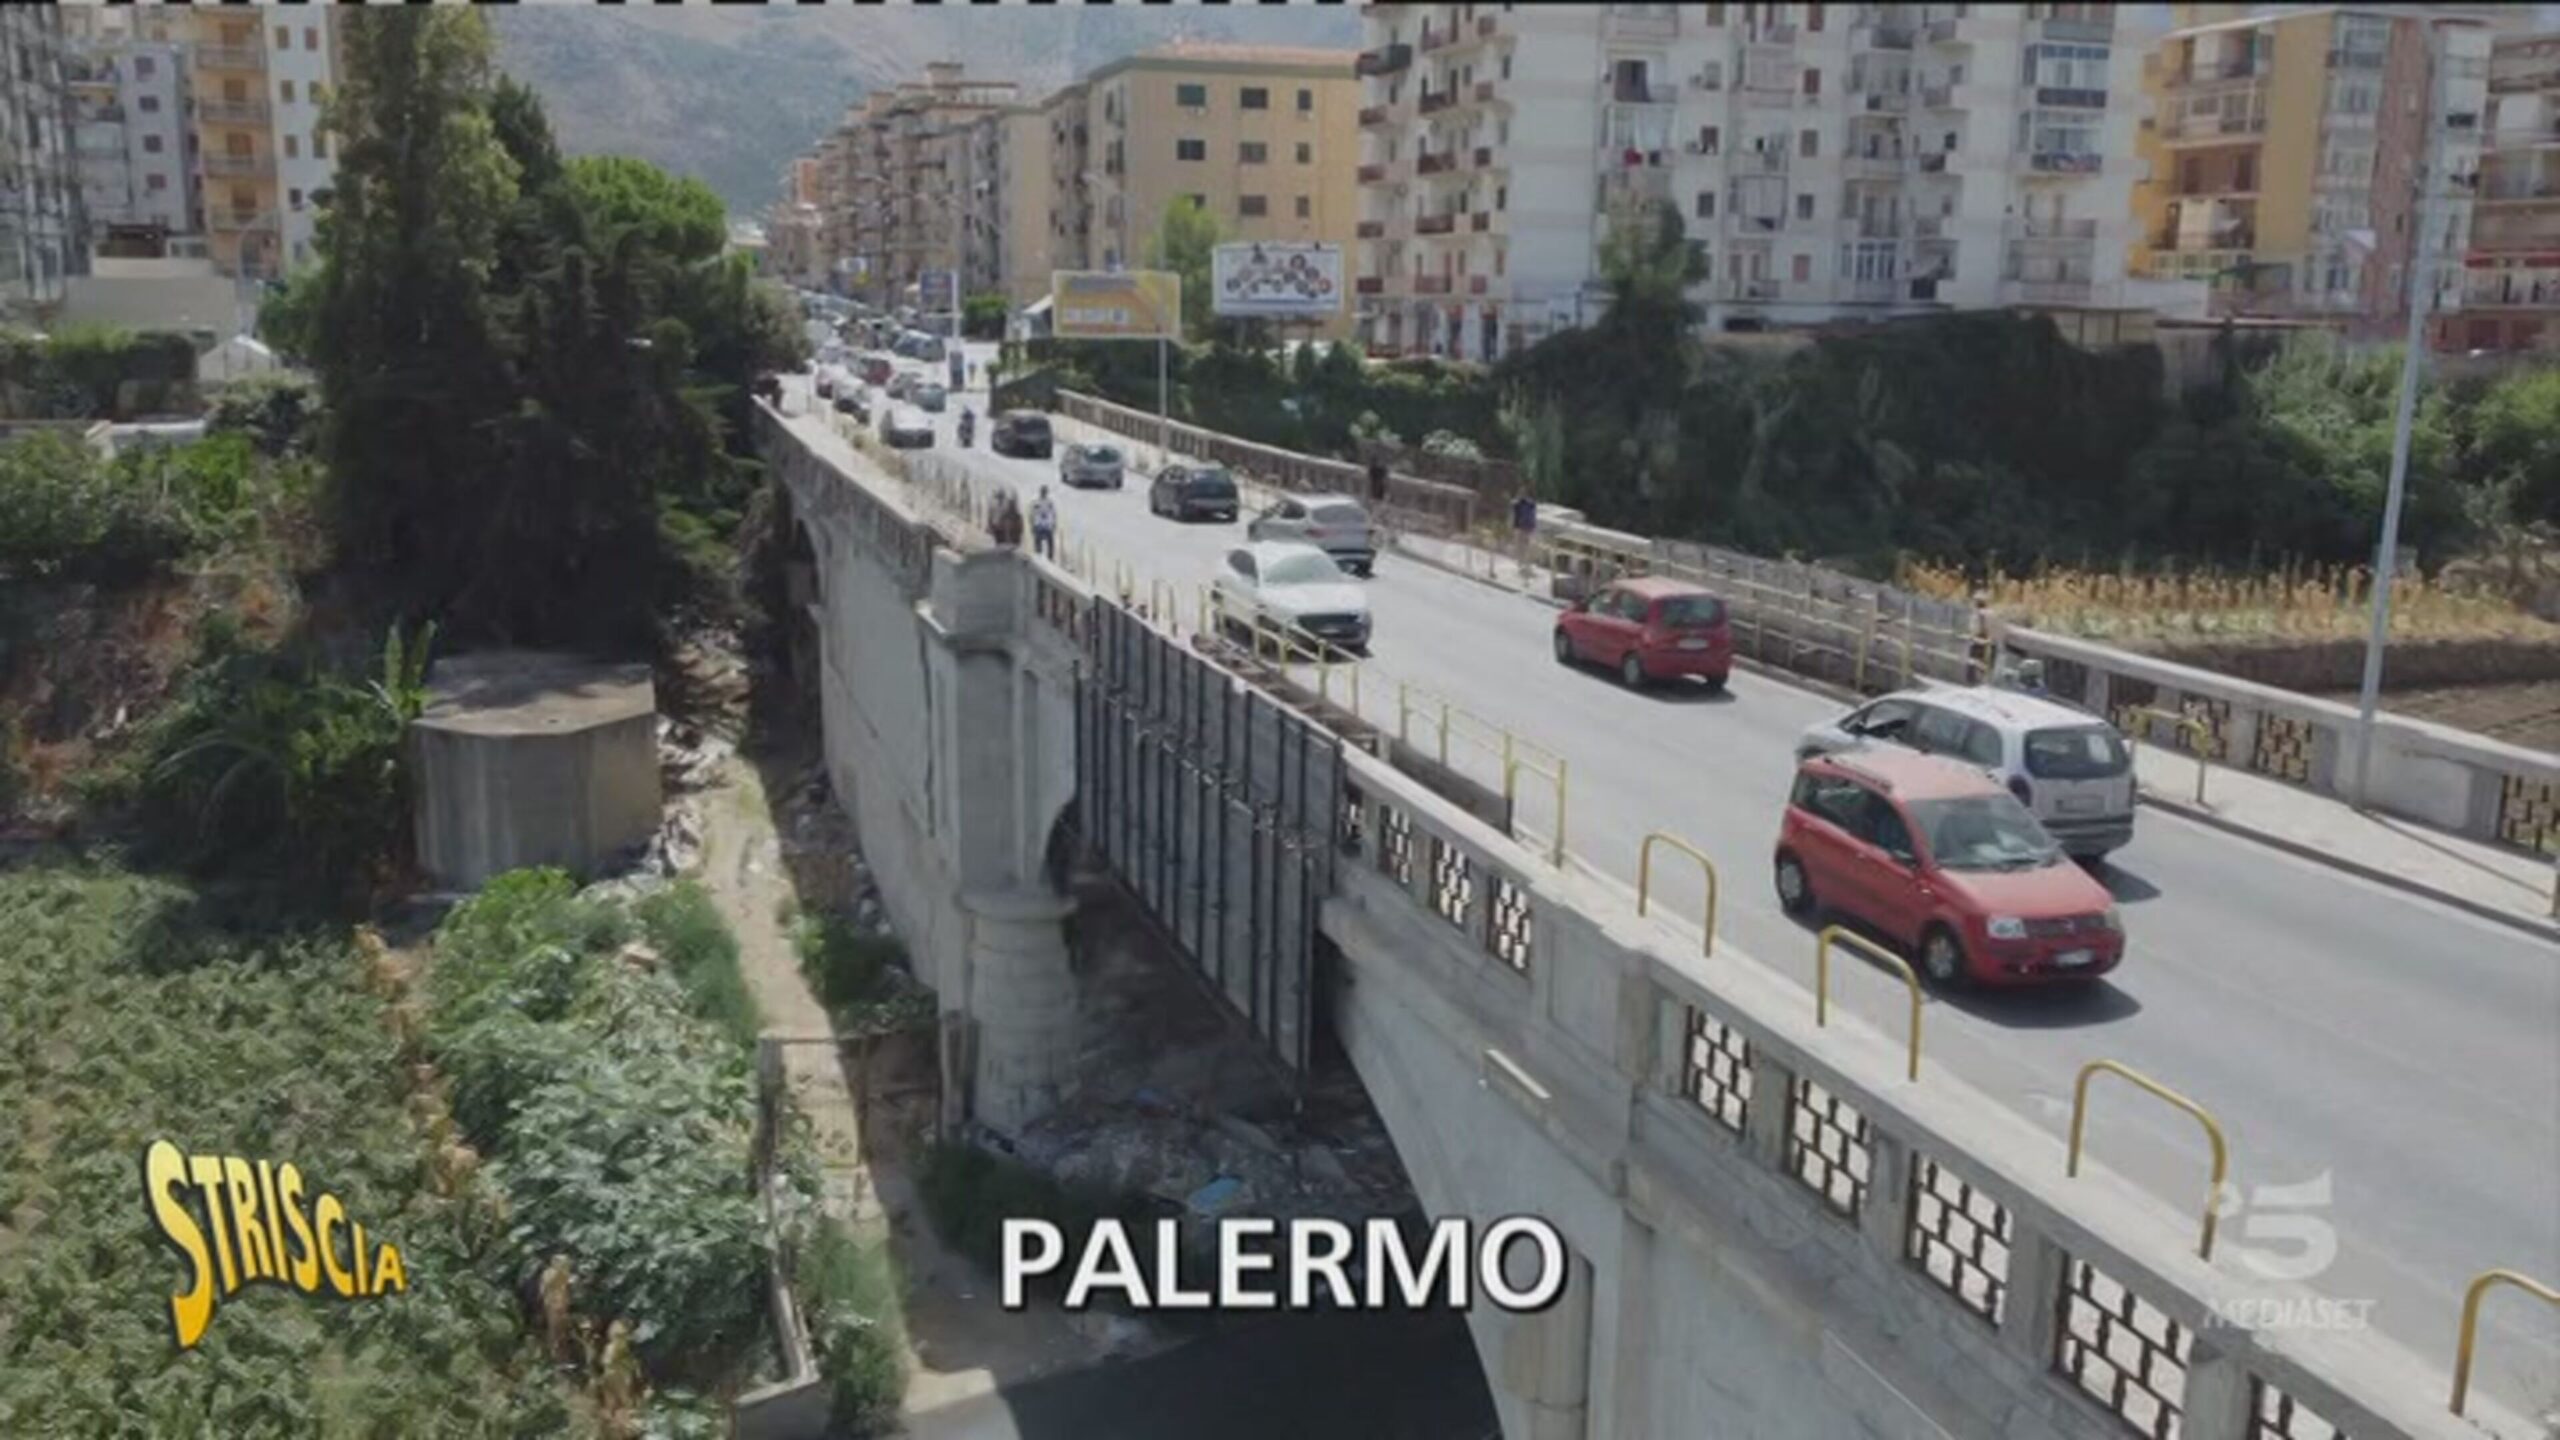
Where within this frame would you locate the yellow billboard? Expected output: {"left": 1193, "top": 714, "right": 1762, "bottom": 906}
{"left": 1049, "top": 270, "right": 1182, "bottom": 340}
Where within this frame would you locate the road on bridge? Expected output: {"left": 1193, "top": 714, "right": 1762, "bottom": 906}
{"left": 781, "top": 357, "right": 2560, "bottom": 1416}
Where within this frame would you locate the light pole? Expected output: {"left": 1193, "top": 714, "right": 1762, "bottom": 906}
{"left": 2351, "top": 20, "right": 2447, "bottom": 808}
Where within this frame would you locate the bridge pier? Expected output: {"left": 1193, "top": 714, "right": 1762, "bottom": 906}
{"left": 958, "top": 887, "right": 1080, "bottom": 1134}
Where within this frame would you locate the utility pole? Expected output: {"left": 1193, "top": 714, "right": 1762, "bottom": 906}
{"left": 2352, "top": 19, "right": 2447, "bottom": 808}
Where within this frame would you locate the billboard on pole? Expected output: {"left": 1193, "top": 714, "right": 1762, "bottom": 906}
{"left": 1211, "top": 242, "right": 1343, "bottom": 318}
{"left": 1049, "top": 270, "right": 1182, "bottom": 340}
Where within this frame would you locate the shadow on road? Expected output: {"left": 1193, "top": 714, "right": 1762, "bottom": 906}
{"left": 1781, "top": 911, "right": 2144, "bottom": 1029}
{"left": 2091, "top": 862, "right": 2164, "bottom": 905}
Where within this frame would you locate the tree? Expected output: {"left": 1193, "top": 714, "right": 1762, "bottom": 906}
{"left": 2466, "top": 365, "right": 2560, "bottom": 524}
{"left": 254, "top": 265, "right": 323, "bottom": 364}
{"left": 1144, "top": 196, "right": 1221, "bottom": 339}
{"left": 565, "top": 154, "right": 727, "bottom": 265}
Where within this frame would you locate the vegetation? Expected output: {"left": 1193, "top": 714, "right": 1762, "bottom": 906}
{"left": 0, "top": 865, "right": 580, "bottom": 1436}
{"left": 962, "top": 291, "right": 1008, "bottom": 341}
{"left": 1900, "top": 557, "right": 2552, "bottom": 644}
{"left": 308, "top": 9, "right": 803, "bottom": 652}
{"left": 1146, "top": 194, "right": 1222, "bottom": 340}
{"left": 792, "top": 914, "right": 934, "bottom": 1033}
{"left": 915, "top": 1142, "right": 1154, "bottom": 1304}
{"left": 633, "top": 880, "right": 761, "bottom": 1057}
{"left": 0, "top": 429, "right": 306, "bottom": 582}
{"left": 0, "top": 326, "right": 199, "bottom": 420}
{"left": 797, "top": 1217, "right": 908, "bottom": 1435}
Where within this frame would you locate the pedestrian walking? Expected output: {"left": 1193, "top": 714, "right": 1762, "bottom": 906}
{"left": 1509, "top": 489, "right": 1539, "bottom": 582}
{"left": 990, "top": 490, "right": 1024, "bottom": 549}
{"left": 1367, "top": 457, "right": 1389, "bottom": 507}
{"left": 1031, "top": 486, "right": 1059, "bottom": 559}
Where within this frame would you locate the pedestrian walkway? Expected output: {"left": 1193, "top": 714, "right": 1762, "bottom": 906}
{"left": 2131, "top": 741, "right": 2558, "bottom": 936}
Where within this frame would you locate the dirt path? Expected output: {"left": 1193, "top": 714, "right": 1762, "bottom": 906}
{"left": 688, "top": 755, "right": 1137, "bottom": 1419}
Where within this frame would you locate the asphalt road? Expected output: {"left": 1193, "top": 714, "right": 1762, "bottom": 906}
{"left": 782, "top": 351, "right": 2560, "bottom": 1415}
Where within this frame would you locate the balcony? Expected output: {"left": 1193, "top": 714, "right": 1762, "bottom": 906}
{"left": 1752, "top": 22, "right": 1799, "bottom": 46}
{"left": 2010, "top": 217, "right": 2099, "bottom": 242}
{"left": 2038, "top": 17, "right": 2114, "bottom": 44}
{"left": 1924, "top": 17, "right": 1968, "bottom": 45}
{"left": 1419, "top": 89, "right": 1456, "bottom": 116}
{"left": 2027, "top": 152, "right": 2103, "bottom": 176}
{"left": 1854, "top": 218, "right": 1903, "bottom": 241}
{"left": 1917, "top": 151, "right": 1950, "bottom": 174}
{"left": 1357, "top": 162, "right": 1388, "bottom": 184}
{"left": 1724, "top": 277, "right": 1781, "bottom": 302}
{"left": 1471, "top": 211, "right": 1492, "bottom": 233}
{"left": 195, "top": 43, "right": 267, "bottom": 72}
{"left": 1600, "top": 168, "right": 1674, "bottom": 206}
{"left": 195, "top": 99, "right": 271, "bottom": 126}
{"left": 1473, "top": 81, "right": 1499, "bottom": 106}
{"left": 2161, "top": 110, "right": 2267, "bottom": 142}
{"left": 1921, "top": 85, "right": 1953, "bottom": 110}
{"left": 1415, "top": 275, "right": 1452, "bottom": 296}
{"left": 1417, "top": 151, "right": 1458, "bottom": 176}
{"left": 2008, "top": 278, "right": 2095, "bottom": 305}
{"left": 1912, "top": 215, "right": 1947, "bottom": 239}
{"left": 2152, "top": 227, "right": 2256, "bottom": 253}
{"left": 202, "top": 153, "right": 274, "bottom": 179}
{"left": 1419, "top": 22, "right": 1457, "bottom": 53}
{"left": 1731, "top": 150, "right": 1788, "bottom": 175}
{"left": 1357, "top": 220, "right": 1387, "bottom": 239}
{"left": 1859, "top": 89, "right": 1911, "bottom": 114}
{"left": 1606, "top": 5, "right": 1682, "bottom": 41}
{"left": 1858, "top": 22, "right": 1916, "bottom": 50}
{"left": 1357, "top": 43, "right": 1413, "bottom": 77}
{"left": 1357, "top": 275, "right": 1386, "bottom": 296}
{"left": 2325, "top": 47, "right": 2388, "bottom": 73}
{"left": 1843, "top": 154, "right": 1905, "bottom": 182}
{"left": 2482, "top": 183, "right": 2560, "bottom": 206}
{"left": 1359, "top": 105, "right": 1390, "bottom": 129}
{"left": 2033, "top": 86, "right": 2107, "bottom": 110}
{"left": 1416, "top": 213, "right": 1457, "bottom": 236}
{"left": 208, "top": 207, "right": 269, "bottom": 231}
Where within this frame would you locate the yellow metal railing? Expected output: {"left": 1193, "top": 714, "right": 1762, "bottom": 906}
{"left": 1208, "top": 590, "right": 1366, "bottom": 717}
{"left": 2066, "top": 1059, "right": 2230, "bottom": 1260}
{"left": 1637, "top": 832, "right": 1721, "bottom": 957}
{"left": 2130, "top": 707, "right": 2212, "bottom": 807}
{"left": 2450, "top": 1268, "right": 2560, "bottom": 1417}
{"left": 1503, "top": 749, "right": 1569, "bottom": 868}
{"left": 1812, "top": 926, "right": 1924, "bottom": 1082}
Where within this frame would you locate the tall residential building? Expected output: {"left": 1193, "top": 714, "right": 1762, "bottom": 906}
{"left": 822, "top": 63, "right": 1021, "bottom": 313}
{"left": 64, "top": 34, "right": 195, "bottom": 242}
{"left": 978, "top": 104, "right": 1057, "bottom": 310}
{"left": 1074, "top": 42, "right": 1360, "bottom": 301}
{"left": 764, "top": 155, "right": 825, "bottom": 289}
{"left": 2453, "top": 32, "right": 2560, "bottom": 353}
{"left": 2130, "top": 7, "right": 2492, "bottom": 335}
{"left": 1355, "top": 3, "right": 2181, "bottom": 363}
{"left": 1044, "top": 82, "right": 1094, "bottom": 281}
{"left": 0, "top": 6, "right": 87, "bottom": 318}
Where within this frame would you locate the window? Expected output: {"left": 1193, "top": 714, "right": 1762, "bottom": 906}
{"left": 285, "top": 134, "right": 299, "bottom": 159}
{"left": 1296, "top": 141, "right": 1312, "bottom": 163}
{"left": 305, "top": 26, "right": 319, "bottom": 51}
{"left": 1803, "top": 67, "right": 1821, "bottom": 97}
{"left": 1791, "top": 253, "right": 1812, "bottom": 283}
{"left": 136, "top": 56, "right": 155, "bottom": 77}
{"left": 282, "top": 80, "right": 296, "bottom": 103}
{"left": 1188, "top": 192, "right": 1209, "bottom": 210}
{"left": 313, "top": 132, "right": 328, "bottom": 159}
{"left": 1807, "top": 2, "right": 1825, "bottom": 31}
{"left": 1240, "top": 194, "right": 1268, "bottom": 217}
{"left": 1698, "top": 125, "right": 1720, "bottom": 154}
{"left": 1695, "top": 191, "right": 1716, "bottom": 219}
{"left": 145, "top": 172, "right": 168, "bottom": 192}
{"left": 1911, "top": 706, "right": 1974, "bottom": 756}
{"left": 1176, "top": 83, "right": 1208, "bottom": 108}
{"left": 142, "top": 134, "right": 163, "bottom": 154}
{"left": 289, "top": 187, "right": 304, "bottom": 210}
{"left": 1708, "top": 3, "right": 1726, "bottom": 24}
{"left": 274, "top": 25, "right": 290, "bottom": 49}
{"left": 312, "top": 82, "right": 327, "bottom": 103}
{"left": 1792, "top": 773, "right": 1876, "bottom": 836}
{"left": 1795, "top": 193, "right": 1814, "bottom": 220}
{"left": 1297, "top": 87, "right": 1314, "bottom": 112}
{"left": 1295, "top": 194, "right": 1311, "bottom": 218}
{"left": 1799, "top": 128, "right": 1818, "bottom": 158}
{"left": 1176, "top": 137, "right": 1207, "bottom": 162}
{"left": 139, "top": 94, "right": 159, "bottom": 113}
{"left": 1240, "top": 141, "right": 1268, "bottom": 164}
{"left": 2024, "top": 43, "right": 2110, "bottom": 93}
{"left": 1242, "top": 87, "right": 1270, "bottom": 110}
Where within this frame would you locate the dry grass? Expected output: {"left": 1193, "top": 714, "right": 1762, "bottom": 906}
{"left": 1896, "top": 557, "right": 2560, "bottom": 645}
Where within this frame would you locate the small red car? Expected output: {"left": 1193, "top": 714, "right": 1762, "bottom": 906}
{"left": 1553, "top": 576, "right": 1733, "bottom": 690}
{"left": 1774, "top": 748, "right": 2124, "bottom": 987}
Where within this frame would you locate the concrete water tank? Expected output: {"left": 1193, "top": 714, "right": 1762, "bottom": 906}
{"left": 410, "top": 651, "right": 662, "bottom": 890}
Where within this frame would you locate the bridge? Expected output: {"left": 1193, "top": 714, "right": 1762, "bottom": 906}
{"left": 755, "top": 389, "right": 2554, "bottom": 1440}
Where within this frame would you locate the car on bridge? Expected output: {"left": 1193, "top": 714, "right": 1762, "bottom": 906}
{"left": 1247, "top": 494, "right": 1375, "bottom": 577}
{"left": 1058, "top": 441, "right": 1125, "bottom": 488}
{"left": 858, "top": 353, "right": 894, "bottom": 387}
{"left": 878, "top": 404, "right": 935, "bottom": 449}
{"left": 1775, "top": 748, "right": 2124, "bottom": 988}
{"left": 1149, "top": 463, "right": 1241, "bottom": 523}
{"left": 993, "top": 411, "right": 1054, "bottom": 459}
{"left": 1553, "top": 576, "right": 1732, "bottom": 691}
{"left": 1795, "top": 685, "right": 2136, "bottom": 860}
{"left": 1214, "top": 541, "right": 1372, "bottom": 654}
{"left": 833, "top": 383, "right": 871, "bottom": 424}
{"left": 913, "top": 382, "right": 948, "bottom": 414}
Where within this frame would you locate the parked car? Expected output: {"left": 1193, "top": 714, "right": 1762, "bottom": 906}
{"left": 1774, "top": 748, "right": 2125, "bottom": 988}
{"left": 858, "top": 353, "right": 894, "bottom": 387}
{"left": 993, "top": 411, "right": 1055, "bottom": 459}
{"left": 1149, "top": 463, "right": 1241, "bottom": 523}
{"left": 1795, "top": 684, "right": 2135, "bottom": 860}
{"left": 913, "top": 382, "right": 948, "bottom": 414}
{"left": 1554, "top": 576, "right": 1733, "bottom": 691}
{"left": 1247, "top": 493, "right": 1375, "bottom": 576}
{"left": 1213, "top": 541, "right": 1372, "bottom": 653}
{"left": 1059, "top": 441, "right": 1126, "bottom": 489}
{"left": 886, "top": 371, "right": 919, "bottom": 401}
{"left": 833, "top": 383, "right": 871, "bottom": 423}
{"left": 878, "top": 405, "right": 935, "bottom": 449}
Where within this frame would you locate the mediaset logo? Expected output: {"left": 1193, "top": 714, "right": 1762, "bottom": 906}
{"left": 141, "top": 1140, "right": 410, "bottom": 1350}
{"left": 1002, "top": 1215, "right": 1568, "bottom": 1313}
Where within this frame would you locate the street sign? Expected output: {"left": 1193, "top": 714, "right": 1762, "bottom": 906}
{"left": 1211, "top": 242, "right": 1342, "bottom": 319}
{"left": 1049, "top": 270, "right": 1182, "bottom": 340}
{"left": 918, "top": 269, "right": 957, "bottom": 311}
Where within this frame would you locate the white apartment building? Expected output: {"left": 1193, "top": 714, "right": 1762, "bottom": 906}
{"left": 263, "top": 7, "right": 338, "bottom": 269}
{"left": 1355, "top": 2, "right": 2184, "bottom": 362}
{"left": 65, "top": 39, "right": 195, "bottom": 238}
{"left": 1, "top": 6, "right": 86, "bottom": 318}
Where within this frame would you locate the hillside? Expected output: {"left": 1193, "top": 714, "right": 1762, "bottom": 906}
{"left": 486, "top": 5, "right": 1360, "bottom": 215}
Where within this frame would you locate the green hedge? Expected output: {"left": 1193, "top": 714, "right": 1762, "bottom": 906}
{"left": 0, "top": 327, "right": 199, "bottom": 419}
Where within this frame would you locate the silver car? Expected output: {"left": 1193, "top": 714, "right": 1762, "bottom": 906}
{"left": 913, "top": 382, "right": 948, "bottom": 414}
{"left": 1247, "top": 493, "right": 1375, "bottom": 577}
{"left": 1060, "top": 442, "right": 1126, "bottom": 490}
{"left": 878, "top": 404, "right": 935, "bottom": 449}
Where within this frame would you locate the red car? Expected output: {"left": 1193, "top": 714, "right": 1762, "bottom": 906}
{"left": 1774, "top": 748, "right": 2124, "bottom": 987}
{"left": 1553, "top": 576, "right": 1733, "bottom": 690}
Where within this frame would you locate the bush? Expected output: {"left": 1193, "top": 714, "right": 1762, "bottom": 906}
{"left": 801, "top": 1219, "right": 908, "bottom": 1435}
{"left": 0, "top": 429, "right": 315, "bottom": 581}
{"left": 961, "top": 291, "right": 1007, "bottom": 342}
{"left": 208, "top": 373, "right": 323, "bottom": 457}
{"left": 915, "top": 1142, "right": 1152, "bottom": 1298}
{"left": 0, "top": 325, "right": 198, "bottom": 418}
{"left": 636, "top": 880, "right": 760, "bottom": 1056}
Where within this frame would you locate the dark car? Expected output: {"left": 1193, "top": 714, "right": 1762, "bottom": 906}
{"left": 1148, "top": 463, "right": 1240, "bottom": 523}
{"left": 993, "top": 411, "right": 1054, "bottom": 459}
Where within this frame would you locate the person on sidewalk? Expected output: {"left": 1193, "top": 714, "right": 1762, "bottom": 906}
{"left": 1031, "top": 486, "right": 1059, "bottom": 559}
{"left": 1509, "top": 489, "right": 1539, "bottom": 583}
{"left": 990, "top": 490, "right": 1024, "bottom": 549}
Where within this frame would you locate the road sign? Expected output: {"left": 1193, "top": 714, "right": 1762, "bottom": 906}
{"left": 1212, "top": 242, "right": 1342, "bottom": 319}
{"left": 1049, "top": 270, "right": 1182, "bottom": 340}
{"left": 918, "top": 269, "right": 957, "bottom": 311}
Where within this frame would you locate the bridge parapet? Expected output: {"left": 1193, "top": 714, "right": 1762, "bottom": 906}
{"left": 1329, "top": 751, "right": 2530, "bottom": 1440}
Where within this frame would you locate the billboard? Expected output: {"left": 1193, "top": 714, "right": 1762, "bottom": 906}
{"left": 1049, "top": 270, "right": 1183, "bottom": 340}
{"left": 916, "top": 269, "right": 957, "bottom": 311}
{"left": 1212, "top": 242, "right": 1343, "bottom": 319}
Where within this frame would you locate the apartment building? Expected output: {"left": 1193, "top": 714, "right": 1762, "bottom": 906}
{"left": 820, "top": 63, "right": 1021, "bottom": 313}
{"left": 1043, "top": 82, "right": 1093, "bottom": 281}
{"left": 2453, "top": 32, "right": 2560, "bottom": 353}
{"left": 0, "top": 6, "right": 86, "bottom": 318}
{"left": 2131, "top": 6, "right": 2492, "bottom": 336}
{"left": 1353, "top": 3, "right": 2182, "bottom": 362}
{"left": 764, "top": 156, "right": 825, "bottom": 289}
{"left": 975, "top": 104, "right": 1057, "bottom": 310}
{"left": 64, "top": 36, "right": 194, "bottom": 241}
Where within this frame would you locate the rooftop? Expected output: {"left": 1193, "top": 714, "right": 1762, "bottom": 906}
{"left": 1087, "top": 41, "right": 1358, "bottom": 83}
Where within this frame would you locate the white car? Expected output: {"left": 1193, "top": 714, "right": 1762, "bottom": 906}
{"left": 1214, "top": 540, "right": 1371, "bottom": 654}
{"left": 878, "top": 404, "right": 935, "bottom": 449}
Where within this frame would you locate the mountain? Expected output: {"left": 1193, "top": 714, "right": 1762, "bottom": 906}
{"left": 485, "top": 5, "right": 1362, "bottom": 216}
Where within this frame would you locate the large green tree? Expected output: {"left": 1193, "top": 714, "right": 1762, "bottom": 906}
{"left": 1145, "top": 195, "right": 1221, "bottom": 339}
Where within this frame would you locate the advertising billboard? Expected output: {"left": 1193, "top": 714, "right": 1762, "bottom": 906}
{"left": 1211, "top": 242, "right": 1343, "bottom": 319}
{"left": 1049, "top": 270, "right": 1183, "bottom": 340}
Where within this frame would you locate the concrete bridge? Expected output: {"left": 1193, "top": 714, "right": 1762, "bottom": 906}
{"left": 756, "top": 402, "right": 2544, "bottom": 1440}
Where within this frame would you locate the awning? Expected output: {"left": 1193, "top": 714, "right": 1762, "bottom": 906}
{"left": 1024, "top": 295, "right": 1054, "bottom": 317}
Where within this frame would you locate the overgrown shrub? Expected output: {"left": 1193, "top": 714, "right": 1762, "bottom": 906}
{"left": 915, "top": 1142, "right": 1153, "bottom": 1299}
{"left": 0, "top": 325, "right": 198, "bottom": 418}
{"left": 636, "top": 880, "right": 760, "bottom": 1056}
{"left": 426, "top": 869, "right": 766, "bottom": 1385}
{"left": 800, "top": 1218, "right": 908, "bottom": 1435}
{"left": 0, "top": 429, "right": 315, "bottom": 581}
{"left": 208, "top": 372, "right": 323, "bottom": 457}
